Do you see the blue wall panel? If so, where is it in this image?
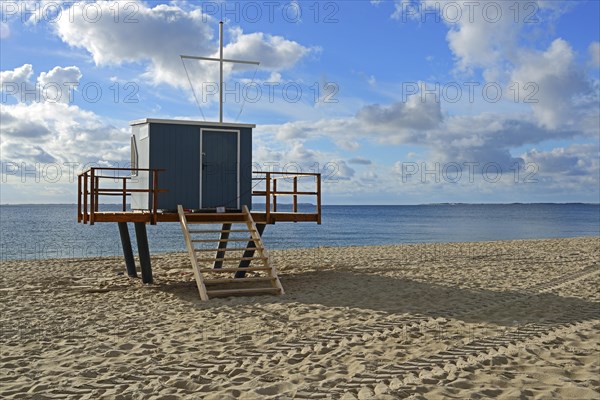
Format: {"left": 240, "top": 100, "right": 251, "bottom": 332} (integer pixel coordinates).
{"left": 130, "top": 120, "right": 253, "bottom": 211}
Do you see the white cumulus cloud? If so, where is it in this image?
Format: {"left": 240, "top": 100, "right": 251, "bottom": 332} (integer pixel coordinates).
{"left": 1, "top": 64, "right": 82, "bottom": 104}
{"left": 511, "top": 39, "right": 591, "bottom": 130}
{"left": 53, "top": 1, "right": 312, "bottom": 88}
{"left": 1, "top": 64, "right": 129, "bottom": 165}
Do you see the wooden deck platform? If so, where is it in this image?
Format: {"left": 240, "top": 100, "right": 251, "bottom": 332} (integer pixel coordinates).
{"left": 77, "top": 168, "right": 322, "bottom": 225}
{"left": 79, "top": 210, "right": 320, "bottom": 224}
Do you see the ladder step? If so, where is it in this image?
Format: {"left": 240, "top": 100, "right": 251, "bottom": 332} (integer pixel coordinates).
{"left": 188, "top": 220, "right": 245, "bottom": 223}
{"left": 185, "top": 217, "right": 246, "bottom": 224}
{"left": 207, "top": 287, "right": 281, "bottom": 297}
{"left": 189, "top": 229, "right": 254, "bottom": 234}
{"left": 204, "top": 277, "right": 275, "bottom": 285}
{"left": 196, "top": 256, "right": 267, "bottom": 262}
{"left": 194, "top": 247, "right": 263, "bottom": 252}
{"left": 199, "top": 267, "right": 272, "bottom": 273}
{"left": 184, "top": 213, "right": 243, "bottom": 217}
{"left": 191, "top": 238, "right": 258, "bottom": 243}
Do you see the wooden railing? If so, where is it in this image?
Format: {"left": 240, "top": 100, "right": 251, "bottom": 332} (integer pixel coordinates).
{"left": 252, "top": 172, "right": 322, "bottom": 224}
{"left": 78, "top": 167, "right": 165, "bottom": 225}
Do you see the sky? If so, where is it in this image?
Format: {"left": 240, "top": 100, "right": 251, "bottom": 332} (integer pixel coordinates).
{"left": 1, "top": 0, "right": 599, "bottom": 204}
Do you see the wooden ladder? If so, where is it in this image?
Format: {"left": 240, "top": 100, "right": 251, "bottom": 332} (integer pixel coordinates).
{"left": 177, "top": 205, "right": 284, "bottom": 301}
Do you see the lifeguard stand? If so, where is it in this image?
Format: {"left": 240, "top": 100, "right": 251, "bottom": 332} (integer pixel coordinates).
{"left": 77, "top": 22, "right": 321, "bottom": 301}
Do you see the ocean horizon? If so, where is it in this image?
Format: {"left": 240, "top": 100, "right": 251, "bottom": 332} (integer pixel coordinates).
{"left": 2, "top": 202, "right": 598, "bottom": 206}
{"left": 1, "top": 203, "right": 598, "bottom": 261}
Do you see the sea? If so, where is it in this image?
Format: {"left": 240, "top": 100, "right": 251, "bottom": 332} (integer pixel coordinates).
{"left": 0, "top": 204, "right": 598, "bottom": 261}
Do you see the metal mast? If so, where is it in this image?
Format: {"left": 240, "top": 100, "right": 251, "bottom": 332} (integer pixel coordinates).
{"left": 180, "top": 21, "right": 260, "bottom": 123}
{"left": 219, "top": 21, "right": 224, "bottom": 123}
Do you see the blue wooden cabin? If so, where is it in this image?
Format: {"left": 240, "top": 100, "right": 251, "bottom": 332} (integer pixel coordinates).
{"left": 129, "top": 118, "right": 254, "bottom": 211}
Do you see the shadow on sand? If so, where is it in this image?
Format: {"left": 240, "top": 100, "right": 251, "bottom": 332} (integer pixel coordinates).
{"left": 155, "top": 269, "right": 599, "bottom": 327}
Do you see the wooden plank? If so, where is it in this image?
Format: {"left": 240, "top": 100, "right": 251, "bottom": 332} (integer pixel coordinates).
{"left": 191, "top": 238, "right": 258, "bottom": 243}
{"left": 88, "top": 188, "right": 164, "bottom": 193}
{"left": 273, "top": 179, "right": 277, "bottom": 212}
{"left": 206, "top": 287, "right": 280, "bottom": 297}
{"left": 80, "top": 167, "right": 165, "bottom": 173}
{"left": 94, "top": 176, "right": 100, "bottom": 212}
{"left": 252, "top": 172, "right": 319, "bottom": 181}
{"left": 95, "top": 192, "right": 131, "bottom": 196}
{"left": 93, "top": 213, "right": 153, "bottom": 223}
{"left": 94, "top": 177, "right": 100, "bottom": 213}
{"left": 253, "top": 191, "right": 317, "bottom": 196}
{"left": 178, "top": 205, "right": 209, "bottom": 301}
{"left": 242, "top": 205, "right": 285, "bottom": 296}
{"left": 266, "top": 172, "right": 270, "bottom": 223}
{"left": 77, "top": 175, "right": 81, "bottom": 222}
{"left": 252, "top": 213, "right": 319, "bottom": 224}
{"left": 197, "top": 256, "right": 267, "bottom": 262}
{"left": 204, "top": 277, "right": 274, "bottom": 285}
{"left": 89, "top": 169, "right": 94, "bottom": 224}
{"left": 293, "top": 177, "right": 298, "bottom": 213}
{"left": 189, "top": 229, "right": 253, "bottom": 234}
{"left": 252, "top": 172, "right": 320, "bottom": 178}
{"left": 317, "top": 174, "right": 322, "bottom": 225}
{"left": 77, "top": 175, "right": 82, "bottom": 223}
{"left": 199, "top": 267, "right": 271, "bottom": 273}
{"left": 83, "top": 174, "right": 87, "bottom": 223}
{"left": 194, "top": 247, "right": 264, "bottom": 252}
{"left": 122, "top": 178, "right": 127, "bottom": 212}
{"left": 92, "top": 175, "right": 133, "bottom": 179}
{"left": 187, "top": 212, "right": 244, "bottom": 217}
{"left": 187, "top": 220, "right": 248, "bottom": 224}
{"left": 81, "top": 211, "right": 320, "bottom": 224}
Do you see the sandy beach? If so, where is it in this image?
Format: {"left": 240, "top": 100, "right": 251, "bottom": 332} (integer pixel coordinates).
{"left": 1, "top": 236, "right": 598, "bottom": 399}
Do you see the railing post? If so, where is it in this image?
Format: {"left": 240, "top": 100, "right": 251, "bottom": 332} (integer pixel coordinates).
{"left": 83, "top": 171, "right": 88, "bottom": 224}
{"left": 293, "top": 177, "right": 298, "bottom": 213}
{"left": 90, "top": 168, "right": 95, "bottom": 225}
{"left": 122, "top": 177, "right": 127, "bottom": 212}
{"left": 151, "top": 170, "right": 158, "bottom": 225}
{"left": 265, "top": 172, "right": 271, "bottom": 223}
{"left": 273, "top": 178, "right": 277, "bottom": 212}
{"left": 316, "top": 174, "right": 322, "bottom": 224}
{"left": 77, "top": 174, "right": 82, "bottom": 222}
{"left": 94, "top": 176, "right": 99, "bottom": 212}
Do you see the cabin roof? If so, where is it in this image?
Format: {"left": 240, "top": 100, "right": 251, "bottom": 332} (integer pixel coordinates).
{"left": 129, "top": 118, "right": 256, "bottom": 128}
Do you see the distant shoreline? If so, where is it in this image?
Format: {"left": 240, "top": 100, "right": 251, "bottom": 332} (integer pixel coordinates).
{"left": 2, "top": 236, "right": 599, "bottom": 263}
{"left": 2, "top": 202, "right": 599, "bottom": 206}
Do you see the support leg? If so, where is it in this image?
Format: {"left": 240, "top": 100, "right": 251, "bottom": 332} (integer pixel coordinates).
{"left": 118, "top": 222, "right": 137, "bottom": 278}
{"left": 134, "top": 222, "right": 153, "bottom": 284}
{"left": 213, "top": 223, "right": 231, "bottom": 269}
{"left": 236, "top": 223, "right": 266, "bottom": 278}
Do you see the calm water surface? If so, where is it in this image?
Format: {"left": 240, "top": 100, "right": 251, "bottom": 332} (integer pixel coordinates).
{"left": 1, "top": 204, "right": 598, "bottom": 260}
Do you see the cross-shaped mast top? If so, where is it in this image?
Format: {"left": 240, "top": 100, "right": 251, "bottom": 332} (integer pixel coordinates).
{"left": 181, "top": 21, "right": 260, "bottom": 123}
